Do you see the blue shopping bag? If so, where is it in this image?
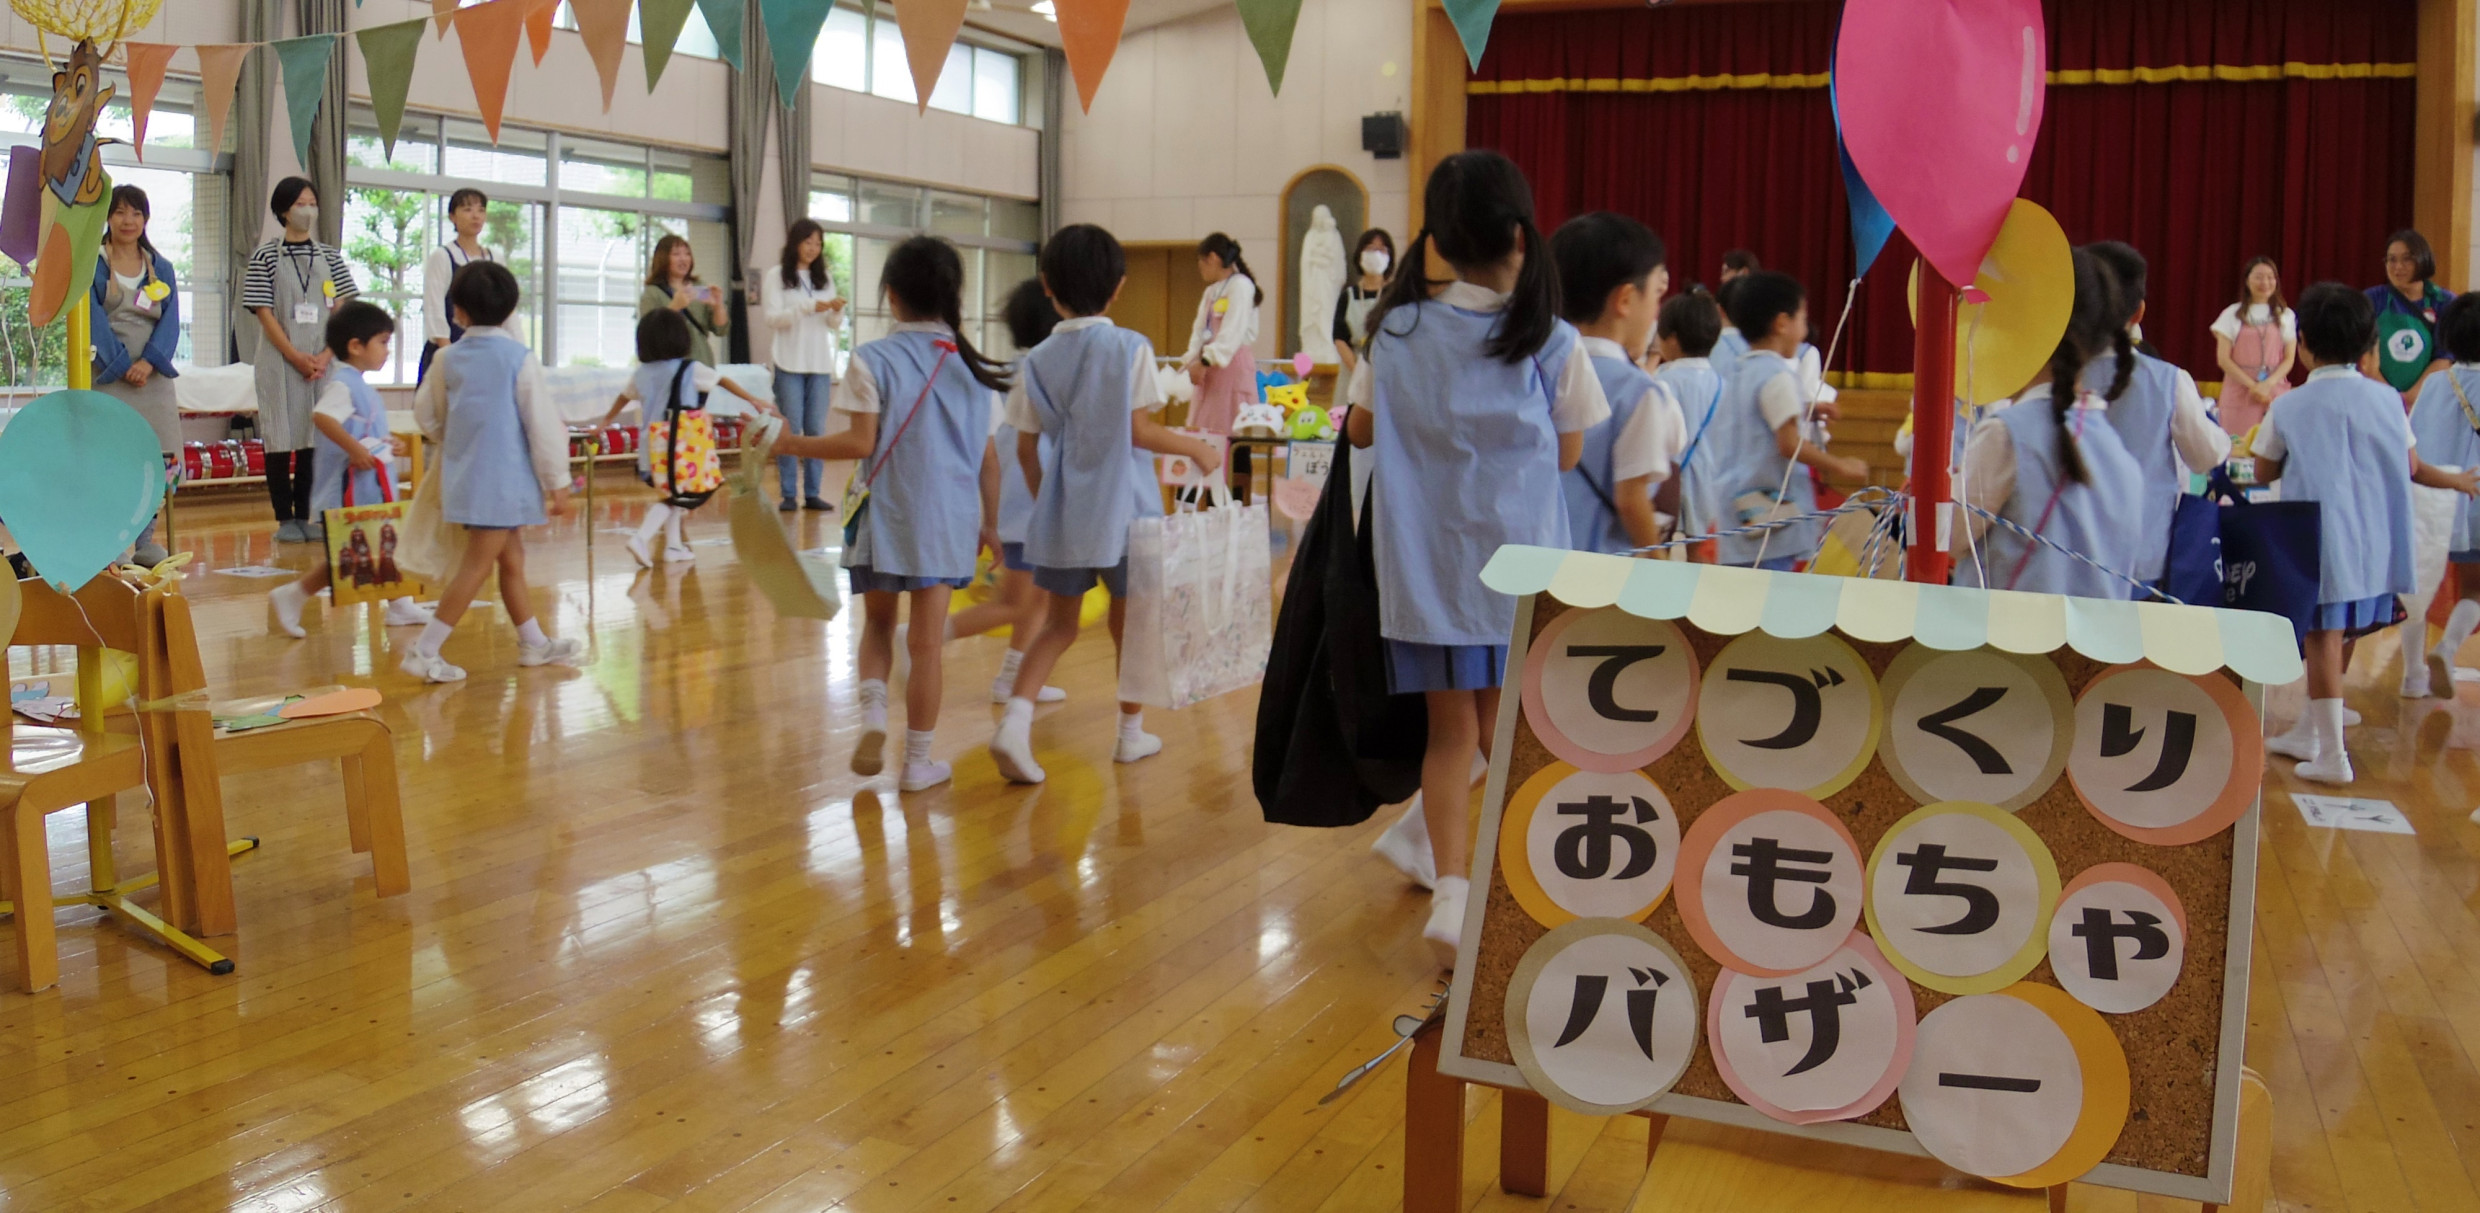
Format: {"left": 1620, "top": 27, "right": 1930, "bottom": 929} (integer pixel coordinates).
{"left": 2164, "top": 470, "right": 2321, "bottom": 637}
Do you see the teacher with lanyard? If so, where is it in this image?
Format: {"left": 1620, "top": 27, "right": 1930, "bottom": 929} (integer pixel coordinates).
{"left": 243, "top": 175, "right": 359, "bottom": 544}
{"left": 2370, "top": 228, "right": 2457, "bottom": 409}
{"left": 418, "top": 187, "right": 492, "bottom": 382}
{"left": 638, "top": 233, "right": 728, "bottom": 366}
{"left": 1330, "top": 228, "right": 1394, "bottom": 373}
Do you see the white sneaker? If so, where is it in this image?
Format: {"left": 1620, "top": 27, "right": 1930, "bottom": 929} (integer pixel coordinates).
{"left": 624, "top": 533, "right": 653, "bottom": 568}
{"left": 1371, "top": 801, "right": 1439, "bottom": 891}
{"left": 663, "top": 543, "right": 696, "bottom": 564}
{"left": 2265, "top": 724, "right": 2319, "bottom": 762}
{"left": 2341, "top": 707, "right": 2363, "bottom": 728}
{"left": 2403, "top": 668, "right": 2435, "bottom": 699}
{"left": 269, "top": 583, "right": 310, "bottom": 639}
{"left": 517, "top": 636, "right": 586, "bottom": 667}
{"left": 990, "top": 717, "right": 1045, "bottom": 784}
{"left": 898, "top": 760, "right": 953, "bottom": 792}
{"left": 2295, "top": 751, "right": 2355, "bottom": 785}
{"left": 853, "top": 719, "right": 887, "bottom": 777}
{"left": 1424, "top": 877, "right": 1469, "bottom": 970}
{"left": 400, "top": 650, "right": 467, "bottom": 683}
{"left": 989, "top": 676, "right": 1066, "bottom": 704}
{"left": 384, "top": 598, "right": 436, "bottom": 627}
{"left": 2428, "top": 651, "right": 2458, "bottom": 697}
{"left": 1114, "top": 728, "right": 1163, "bottom": 764}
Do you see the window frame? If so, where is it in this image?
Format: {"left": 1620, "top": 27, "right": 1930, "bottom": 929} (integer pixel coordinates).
{"left": 812, "top": 2, "right": 1031, "bottom": 126}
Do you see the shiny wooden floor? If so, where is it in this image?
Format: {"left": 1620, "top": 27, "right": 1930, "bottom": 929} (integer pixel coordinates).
{"left": 0, "top": 481, "right": 2476, "bottom": 1212}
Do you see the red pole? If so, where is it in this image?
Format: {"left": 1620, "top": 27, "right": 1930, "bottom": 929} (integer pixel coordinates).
{"left": 1907, "top": 260, "right": 1959, "bottom": 585}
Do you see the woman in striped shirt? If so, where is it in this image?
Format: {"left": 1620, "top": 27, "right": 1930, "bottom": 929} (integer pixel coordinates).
{"left": 244, "top": 176, "right": 359, "bottom": 543}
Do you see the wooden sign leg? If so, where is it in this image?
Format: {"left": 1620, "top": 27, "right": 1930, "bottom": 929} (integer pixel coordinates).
{"left": 1640, "top": 1111, "right": 1670, "bottom": 1167}
{"left": 1404, "top": 1020, "right": 1465, "bottom": 1213}
{"left": 2203, "top": 1067, "right": 2272, "bottom": 1213}
{"left": 2047, "top": 1183, "right": 2070, "bottom": 1212}
{"left": 1500, "top": 1087, "right": 1550, "bottom": 1196}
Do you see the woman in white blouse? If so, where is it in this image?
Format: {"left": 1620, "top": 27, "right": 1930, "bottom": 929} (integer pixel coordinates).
{"left": 2210, "top": 255, "right": 2296, "bottom": 437}
{"left": 1180, "top": 233, "right": 1261, "bottom": 434}
{"left": 762, "top": 218, "right": 846, "bottom": 511}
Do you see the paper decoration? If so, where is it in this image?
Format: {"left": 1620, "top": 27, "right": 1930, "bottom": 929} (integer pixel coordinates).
{"left": 640, "top": 0, "right": 697, "bottom": 90}
{"left": 570, "top": 0, "right": 632, "bottom": 110}
{"left": 697, "top": 0, "right": 745, "bottom": 72}
{"left": 272, "top": 34, "right": 340, "bottom": 167}
{"left": 280, "top": 687, "right": 383, "bottom": 718}
{"left": 895, "top": 0, "right": 969, "bottom": 112}
{"left": 1708, "top": 931, "right": 1914, "bottom": 1123}
{"left": 1833, "top": 0, "right": 2046, "bottom": 291}
{"left": 1696, "top": 631, "right": 1881, "bottom": 798}
{"left": 1157, "top": 432, "right": 1226, "bottom": 488}
{"left": 1521, "top": 607, "right": 1698, "bottom": 772}
{"left": 2290, "top": 794, "right": 2416, "bottom": 834}
{"left": 356, "top": 18, "right": 426, "bottom": 160}
{"left": 122, "top": 42, "right": 176, "bottom": 161}
{"left": 1838, "top": 141, "right": 1896, "bottom": 280}
{"left": 193, "top": 43, "right": 251, "bottom": 156}
{"left": 2066, "top": 663, "right": 2260, "bottom": 845}
{"left": 1292, "top": 350, "right": 1315, "bottom": 377}
{"left": 432, "top": 0, "right": 460, "bottom": 36}
{"left": 1236, "top": 0, "right": 1303, "bottom": 93}
{"left": 455, "top": 0, "right": 538, "bottom": 143}
{"left": 1505, "top": 919, "right": 1699, "bottom": 1116}
{"left": 2048, "top": 863, "right": 2185, "bottom": 1014}
{"left": 0, "top": 146, "right": 39, "bottom": 266}
{"left": 1055, "top": 0, "right": 1131, "bottom": 112}
{"left": 1675, "top": 788, "right": 1864, "bottom": 977}
{"left": 1442, "top": 0, "right": 1501, "bottom": 71}
{"left": 1876, "top": 644, "right": 2071, "bottom": 810}
{"left": 523, "top": 0, "right": 555, "bottom": 64}
{"left": 0, "top": 390, "right": 168, "bottom": 591}
{"left": 1900, "top": 982, "right": 2129, "bottom": 1187}
{"left": 28, "top": 38, "right": 111, "bottom": 328}
{"left": 1907, "top": 198, "right": 2074, "bottom": 407}
{"left": 1499, "top": 764, "right": 1680, "bottom": 927}
{"left": 760, "top": 0, "right": 836, "bottom": 107}
{"left": 1864, "top": 801, "right": 2059, "bottom": 994}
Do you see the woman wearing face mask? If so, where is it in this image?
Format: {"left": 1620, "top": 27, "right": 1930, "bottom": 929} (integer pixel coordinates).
{"left": 1331, "top": 228, "right": 1395, "bottom": 373}
{"left": 243, "top": 175, "right": 360, "bottom": 543}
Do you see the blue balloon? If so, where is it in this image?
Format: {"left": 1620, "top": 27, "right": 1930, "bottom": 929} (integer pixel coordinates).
{"left": 1841, "top": 137, "right": 1898, "bottom": 279}
{"left": 0, "top": 389, "right": 164, "bottom": 590}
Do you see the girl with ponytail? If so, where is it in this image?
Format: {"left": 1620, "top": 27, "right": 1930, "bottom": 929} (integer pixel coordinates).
{"left": 1955, "top": 246, "right": 2147, "bottom": 598}
{"left": 772, "top": 234, "right": 1010, "bottom": 793}
{"left": 1181, "top": 232, "right": 1263, "bottom": 439}
{"left": 1342, "top": 149, "right": 1610, "bottom": 969}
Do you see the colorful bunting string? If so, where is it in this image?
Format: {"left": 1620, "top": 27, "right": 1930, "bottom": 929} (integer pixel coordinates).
{"left": 760, "top": 0, "right": 835, "bottom": 108}
{"left": 1235, "top": 0, "right": 1302, "bottom": 94}
{"left": 454, "top": 0, "right": 546, "bottom": 142}
{"left": 1056, "top": 0, "right": 1132, "bottom": 112}
{"left": 571, "top": 0, "right": 633, "bottom": 110}
{"left": 697, "top": 0, "right": 746, "bottom": 73}
{"left": 1441, "top": 0, "right": 1500, "bottom": 71}
{"left": 272, "top": 34, "right": 341, "bottom": 167}
{"left": 121, "top": 41, "right": 176, "bottom": 161}
{"left": 356, "top": 17, "right": 427, "bottom": 159}
{"left": 895, "top": 0, "right": 968, "bottom": 111}
{"left": 432, "top": 0, "right": 460, "bottom": 38}
{"left": 524, "top": 0, "right": 556, "bottom": 66}
{"left": 192, "top": 43, "right": 250, "bottom": 157}
{"left": 640, "top": 0, "right": 698, "bottom": 91}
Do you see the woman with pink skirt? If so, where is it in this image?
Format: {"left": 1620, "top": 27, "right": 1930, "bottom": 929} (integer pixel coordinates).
{"left": 1183, "top": 233, "right": 1262, "bottom": 495}
{"left": 2211, "top": 255, "right": 2297, "bottom": 438}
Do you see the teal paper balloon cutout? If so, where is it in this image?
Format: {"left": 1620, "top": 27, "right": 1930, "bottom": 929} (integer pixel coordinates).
{"left": 0, "top": 390, "right": 164, "bottom": 590}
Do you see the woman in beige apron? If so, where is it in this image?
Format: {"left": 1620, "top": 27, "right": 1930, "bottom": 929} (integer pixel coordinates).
{"left": 90, "top": 184, "right": 181, "bottom": 566}
{"left": 246, "top": 176, "right": 358, "bottom": 543}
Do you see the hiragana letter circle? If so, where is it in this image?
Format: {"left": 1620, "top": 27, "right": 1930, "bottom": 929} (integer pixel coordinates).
{"left": 1500, "top": 763, "right": 1682, "bottom": 928}
{"left": 2048, "top": 863, "right": 2187, "bottom": 1014}
{"left": 1696, "top": 632, "right": 1882, "bottom": 798}
{"left": 1877, "top": 645, "right": 2073, "bottom": 810}
{"left": 1707, "top": 930, "right": 1915, "bottom": 1124}
{"left": 2067, "top": 664, "right": 2262, "bottom": 845}
{"left": 1505, "top": 918, "right": 1701, "bottom": 1116}
{"left": 1674, "top": 788, "right": 1865, "bottom": 977}
{"left": 1522, "top": 608, "right": 1700, "bottom": 772}
{"left": 1864, "top": 802, "right": 2060, "bottom": 995}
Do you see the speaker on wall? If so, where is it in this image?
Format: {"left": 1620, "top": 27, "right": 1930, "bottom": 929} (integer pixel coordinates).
{"left": 1362, "top": 112, "right": 1407, "bottom": 160}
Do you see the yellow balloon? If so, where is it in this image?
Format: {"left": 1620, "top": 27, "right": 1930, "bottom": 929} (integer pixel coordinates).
{"left": 946, "top": 558, "right": 1110, "bottom": 636}
{"left": 90, "top": 647, "right": 136, "bottom": 711}
{"left": 1909, "top": 198, "right": 2075, "bottom": 407}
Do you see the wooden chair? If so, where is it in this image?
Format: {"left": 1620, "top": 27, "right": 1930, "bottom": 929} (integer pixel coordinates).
{"left": 0, "top": 575, "right": 232, "bottom": 992}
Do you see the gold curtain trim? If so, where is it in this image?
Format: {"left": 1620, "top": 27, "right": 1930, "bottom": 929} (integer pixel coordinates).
{"left": 1467, "top": 61, "right": 2415, "bottom": 95}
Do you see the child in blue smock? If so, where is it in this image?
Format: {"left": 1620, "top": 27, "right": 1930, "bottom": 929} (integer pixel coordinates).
{"left": 594, "top": 309, "right": 770, "bottom": 569}
{"left": 1342, "top": 151, "right": 1609, "bottom": 968}
{"left": 269, "top": 302, "right": 436, "bottom": 638}
{"left": 1653, "top": 288, "right": 1726, "bottom": 544}
{"left": 2404, "top": 293, "right": 2480, "bottom": 697}
{"left": 2079, "top": 242, "right": 2232, "bottom": 591}
{"left": 984, "top": 224, "right": 1223, "bottom": 786}
{"left": 1709, "top": 272, "right": 1869, "bottom": 569}
{"left": 771, "top": 235, "right": 1011, "bottom": 793}
{"left": 403, "top": 261, "right": 583, "bottom": 683}
{"left": 1955, "top": 248, "right": 2146, "bottom": 599}
{"left": 1551, "top": 212, "right": 1682, "bottom": 555}
{"left": 948, "top": 278, "right": 1070, "bottom": 706}
{"left": 2256, "top": 282, "right": 2478, "bottom": 784}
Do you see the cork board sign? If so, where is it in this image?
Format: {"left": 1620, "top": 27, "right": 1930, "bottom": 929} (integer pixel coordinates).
{"left": 1439, "top": 555, "right": 2276, "bottom": 1207}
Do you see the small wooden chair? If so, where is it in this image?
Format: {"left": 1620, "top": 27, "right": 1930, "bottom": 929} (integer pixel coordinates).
{"left": 0, "top": 575, "right": 232, "bottom": 992}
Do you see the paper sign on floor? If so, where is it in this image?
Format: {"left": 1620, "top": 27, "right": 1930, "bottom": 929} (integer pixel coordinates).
{"left": 218, "top": 565, "right": 296, "bottom": 578}
{"left": 2290, "top": 795, "right": 2415, "bottom": 834}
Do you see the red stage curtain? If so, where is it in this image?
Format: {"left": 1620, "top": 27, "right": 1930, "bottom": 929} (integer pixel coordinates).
{"left": 1466, "top": 0, "right": 2419, "bottom": 380}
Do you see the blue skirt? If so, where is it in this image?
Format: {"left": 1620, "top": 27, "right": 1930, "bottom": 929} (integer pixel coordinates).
{"left": 1385, "top": 641, "right": 1507, "bottom": 694}
{"left": 2310, "top": 594, "right": 2405, "bottom": 638}
{"left": 847, "top": 565, "right": 971, "bottom": 594}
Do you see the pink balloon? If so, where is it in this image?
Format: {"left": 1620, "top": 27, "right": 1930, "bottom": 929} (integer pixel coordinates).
{"left": 1292, "top": 351, "right": 1315, "bottom": 376}
{"left": 1836, "top": 0, "right": 2044, "bottom": 290}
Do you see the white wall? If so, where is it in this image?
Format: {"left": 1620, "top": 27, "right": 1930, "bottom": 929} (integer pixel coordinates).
{"left": 1060, "top": 0, "right": 1413, "bottom": 359}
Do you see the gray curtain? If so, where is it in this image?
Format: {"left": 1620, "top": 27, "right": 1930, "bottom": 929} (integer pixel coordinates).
{"left": 227, "top": 0, "right": 275, "bottom": 362}
{"left": 1040, "top": 49, "right": 1064, "bottom": 239}
{"left": 730, "top": 7, "right": 812, "bottom": 360}
{"left": 778, "top": 71, "right": 811, "bottom": 233}
{"left": 297, "top": 0, "right": 347, "bottom": 249}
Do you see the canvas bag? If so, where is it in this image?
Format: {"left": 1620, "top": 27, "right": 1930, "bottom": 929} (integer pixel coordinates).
{"left": 2165, "top": 469, "right": 2322, "bottom": 637}
{"left": 1119, "top": 483, "right": 1271, "bottom": 708}
{"left": 324, "top": 467, "right": 429, "bottom": 606}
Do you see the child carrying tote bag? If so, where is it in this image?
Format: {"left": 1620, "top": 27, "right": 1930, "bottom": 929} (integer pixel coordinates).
{"left": 645, "top": 362, "right": 723, "bottom": 508}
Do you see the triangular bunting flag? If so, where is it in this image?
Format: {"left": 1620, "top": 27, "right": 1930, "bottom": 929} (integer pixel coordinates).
{"left": 454, "top": 0, "right": 534, "bottom": 142}
{"left": 122, "top": 42, "right": 177, "bottom": 161}
{"left": 1055, "top": 0, "right": 1131, "bottom": 112}
{"left": 272, "top": 34, "right": 341, "bottom": 168}
{"left": 697, "top": 0, "right": 745, "bottom": 72}
{"left": 640, "top": 0, "right": 697, "bottom": 91}
{"left": 571, "top": 0, "right": 632, "bottom": 110}
{"left": 895, "top": 0, "right": 968, "bottom": 112}
{"left": 192, "top": 44, "right": 251, "bottom": 156}
{"left": 433, "top": 0, "right": 459, "bottom": 38}
{"left": 1440, "top": 0, "right": 1499, "bottom": 71}
{"left": 760, "top": 0, "right": 836, "bottom": 108}
{"left": 356, "top": 17, "right": 427, "bottom": 160}
{"left": 1235, "top": 0, "right": 1302, "bottom": 94}
{"left": 524, "top": 0, "right": 555, "bottom": 64}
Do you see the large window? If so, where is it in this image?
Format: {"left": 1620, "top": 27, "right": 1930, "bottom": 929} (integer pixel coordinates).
{"left": 808, "top": 174, "right": 1039, "bottom": 360}
{"left": 812, "top": 5, "right": 1024, "bottom": 125}
{"left": 549, "top": 2, "right": 723, "bottom": 60}
{"left": 343, "top": 108, "right": 729, "bottom": 382}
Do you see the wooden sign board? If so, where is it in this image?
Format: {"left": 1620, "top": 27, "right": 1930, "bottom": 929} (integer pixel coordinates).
{"left": 1438, "top": 550, "right": 2302, "bottom": 1205}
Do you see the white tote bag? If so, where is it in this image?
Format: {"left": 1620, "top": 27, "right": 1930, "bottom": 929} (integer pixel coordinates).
{"left": 1119, "top": 485, "right": 1273, "bottom": 708}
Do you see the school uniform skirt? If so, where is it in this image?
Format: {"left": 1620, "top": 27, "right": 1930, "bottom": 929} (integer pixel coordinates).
{"left": 2311, "top": 594, "right": 2406, "bottom": 639}
{"left": 1383, "top": 640, "right": 1507, "bottom": 694}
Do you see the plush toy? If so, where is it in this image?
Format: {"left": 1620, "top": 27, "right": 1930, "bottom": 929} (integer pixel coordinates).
{"left": 1265, "top": 381, "right": 1310, "bottom": 415}
{"left": 1286, "top": 406, "right": 1335, "bottom": 441}
{"left": 1232, "top": 400, "right": 1288, "bottom": 439}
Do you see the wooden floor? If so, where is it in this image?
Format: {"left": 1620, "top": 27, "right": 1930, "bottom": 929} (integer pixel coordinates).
{"left": 1, "top": 480, "right": 2476, "bottom": 1212}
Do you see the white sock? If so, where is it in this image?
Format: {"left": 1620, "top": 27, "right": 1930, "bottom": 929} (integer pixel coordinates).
{"left": 860, "top": 678, "right": 889, "bottom": 728}
{"left": 416, "top": 619, "right": 453, "bottom": 657}
{"left": 664, "top": 510, "right": 686, "bottom": 548}
{"left": 1003, "top": 697, "right": 1035, "bottom": 728}
{"left": 633, "top": 504, "right": 672, "bottom": 543}
{"left": 904, "top": 729, "right": 935, "bottom": 764}
{"left": 2439, "top": 600, "right": 2480, "bottom": 660}
{"left": 999, "top": 648, "right": 1026, "bottom": 684}
{"left": 517, "top": 618, "right": 547, "bottom": 647}
{"left": 2311, "top": 697, "right": 2346, "bottom": 758}
{"left": 1119, "top": 709, "right": 1144, "bottom": 740}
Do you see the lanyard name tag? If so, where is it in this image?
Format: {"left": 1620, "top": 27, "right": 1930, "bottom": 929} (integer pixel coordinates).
{"left": 132, "top": 292, "right": 157, "bottom": 314}
{"left": 293, "top": 301, "right": 321, "bottom": 325}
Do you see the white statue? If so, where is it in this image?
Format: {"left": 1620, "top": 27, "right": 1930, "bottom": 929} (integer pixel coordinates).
{"left": 1298, "top": 204, "right": 1347, "bottom": 365}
